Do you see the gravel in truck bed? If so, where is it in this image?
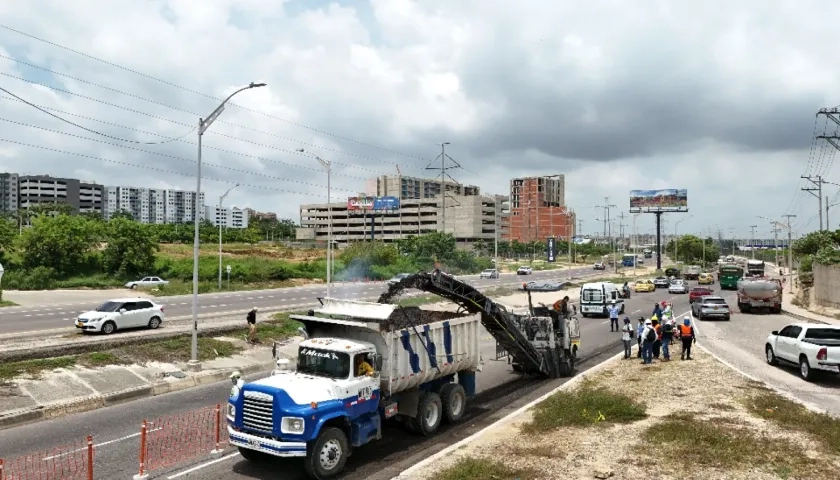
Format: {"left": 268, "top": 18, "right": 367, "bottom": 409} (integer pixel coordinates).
{"left": 380, "top": 307, "right": 465, "bottom": 330}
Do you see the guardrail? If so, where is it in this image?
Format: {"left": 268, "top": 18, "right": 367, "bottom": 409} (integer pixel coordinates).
{"left": 0, "top": 435, "right": 94, "bottom": 480}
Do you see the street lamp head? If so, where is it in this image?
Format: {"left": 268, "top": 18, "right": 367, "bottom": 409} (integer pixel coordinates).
{"left": 296, "top": 148, "right": 305, "bottom": 153}
{"left": 249, "top": 82, "right": 267, "bottom": 88}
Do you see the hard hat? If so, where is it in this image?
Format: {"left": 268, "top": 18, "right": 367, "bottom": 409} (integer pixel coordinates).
{"left": 230, "top": 370, "right": 242, "bottom": 379}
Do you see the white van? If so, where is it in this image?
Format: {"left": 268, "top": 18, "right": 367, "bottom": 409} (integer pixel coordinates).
{"left": 579, "top": 282, "right": 625, "bottom": 317}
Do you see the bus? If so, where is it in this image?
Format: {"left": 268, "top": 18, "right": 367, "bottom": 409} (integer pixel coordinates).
{"left": 719, "top": 264, "right": 744, "bottom": 290}
{"left": 622, "top": 254, "right": 642, "bottom": 267}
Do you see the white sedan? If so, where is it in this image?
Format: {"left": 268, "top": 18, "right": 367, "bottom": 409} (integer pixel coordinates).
{"left": 668, "top": 281, "right": 688, "bottom": 294}
{"left": 124, "top": 276, "right": 169, "bottom": 289}
{"left": 75, "top": 298, "right": 165, "bottom": 335}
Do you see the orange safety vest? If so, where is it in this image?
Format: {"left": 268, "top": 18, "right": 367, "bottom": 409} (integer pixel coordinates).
{"left": 679, "top": 325, "right": 693, "bottom": 337}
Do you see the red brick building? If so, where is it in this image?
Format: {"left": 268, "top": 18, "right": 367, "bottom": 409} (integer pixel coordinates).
{"left": 504, "top": 175, "right": 574, "bottom": 242}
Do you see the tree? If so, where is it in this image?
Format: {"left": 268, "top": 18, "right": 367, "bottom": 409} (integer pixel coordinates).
{"left": 792, "top": 230, "right": 836, "bottom": 257}
{"left": 102, "top": 217, "right": 159, "bottom": 276}
{"left": 109, "top": 209, "right": 135, "bottom": 221}
{"left": 472, "top": 239, "right": 487, "bottom": 256}
{"left": 80, "top": 211, "right": 104, "bottom": 222}
{"left": 18, "top": 215, "right": 100, "bottom": 275}
{"left": 27, "top": 202, "right": 74, "bottom": 217}
{"left": 665, "top": 235, "right": 720, "bottom": 265}
{"left": 0, "top": 217, "right": 16, "bottom": 254}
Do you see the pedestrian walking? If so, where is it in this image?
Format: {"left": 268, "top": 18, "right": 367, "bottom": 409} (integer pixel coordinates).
{"left": 621, "top": 317, "right": 634, "bottom": 359}
{"left": 246, "top": 307, "right": 258, "bottom": 344}
{"left": 641, "top": 319, "right": 655, "bottom": 364}
{"left": 679, "top": 317, "right": 696, "bottom": 360}
{"left": 661, "top": 316, "right": 674, "bottom": 361}
{"left": 652, "top": 302, "right": 662, "bottom": 319}
{"left": 651, "top": 319, "right": 662, "bottom": 359}
{"left": 636, "top": 317, "right": 645, "bottom": 358}
{"left": 608, "top": 301, "right": 620, "bottom": 332}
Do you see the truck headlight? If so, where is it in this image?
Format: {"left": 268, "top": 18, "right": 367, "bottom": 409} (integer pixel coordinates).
{"left": 227, "top": 403, "right": 236, "bottom": 420}
{"left": 280, "top": 417, "right": 305, "bottom": 434}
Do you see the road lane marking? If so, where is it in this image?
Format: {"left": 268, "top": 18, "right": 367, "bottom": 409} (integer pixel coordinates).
{"left": 167, "top": 452, "right": 240, "bottom": 479}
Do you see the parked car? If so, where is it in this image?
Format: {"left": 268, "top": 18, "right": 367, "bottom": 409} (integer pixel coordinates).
{"left": 75, "top": 298, "right": 165, "bottom": 335}
{"left": 516, "top": 266, "right": 533, "bottom": 275}
{"left": 593, "top": 262, "right": 606, "bottom": 270}
{"left": 387, "top": 273, "right": 412, "bottom": 285}
{"left": 634, "top": 280, "right": 655, "bottom": 292}
{"left": 653, "top": 276, "right": 670, "bottom": 288}
{"left": 765, "top": 323, "right": 840, "bottom": 381}
{"left": 698, "top": 273, "right": 714, "bottom": 285}
{"left": 691, "top": 296, "right": 730, "bottom": 320}
{"left": 124, "top": 277, "right": 169, "bottom": 289}
{"left": 668, "top": 280, "right": 688, "bottom": 294}
{"left": 479, "top": 269, "right": 500, "bottom": 279}
{"left": 689, "top": 287, "right": 714, "bottom": 303}
{"left": 521, "top": 280, "right": 568, "bottom": 292}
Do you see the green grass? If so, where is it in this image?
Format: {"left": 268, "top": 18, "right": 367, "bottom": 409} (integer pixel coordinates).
{"left": 0, "top": 356, "right": 77, "bottom": 381}
{"left": 78, "top": 351, "right": 127, "bottom": 367}
{"left": 114, "top": 336, "right": 241, "bottom": 363}
{"left": 521, "top": 382, "right": 647, "bottom": 433}
{"left": 0, "top": 300, "right": 18, "bottom": 307}
{"left": 640, "top": 412, "right": 827, "bottom": 477}
{"left": 432, "top": 457, "right": 538, "bottom": 480}
{"left": 744, "top": 391, "right": 840, "bottom": 454}
{"left": 396, "top": 295, "right": 443, "bottom": 307}
{"left": 221, "top": 312, "right": 304, "bottom": 344}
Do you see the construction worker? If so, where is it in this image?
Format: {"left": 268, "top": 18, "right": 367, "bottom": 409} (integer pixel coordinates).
{"left": 660, "top": 315, "right": 674, "bottom": 361}
{"left": 608, "top": 300, "right": 620, "bottom": 332}
{"left": 553, "top": 296, "right": 570, "bottom": 317}
{"left": 621, "top": 317, "right": 634, "bottom": 359}
{"left": 246, "top": 307, "right": 258, "bottom": 344}
{"left": 680, "top": 317, "right": 696, "bottom": 360}
{"left": 652, "top": 302, "right": 662, "bottom": 319}
{"left": 651, "top": 318, "right": 662, "bottom": 359}
{"left": 636, "top": 317, "right": 645, "bottom": 358}
{"left": 641, "top": 319, "right": 655, "bottom": 364}
{"left": 356, "top": 354, "right": 374, "bottom": 376}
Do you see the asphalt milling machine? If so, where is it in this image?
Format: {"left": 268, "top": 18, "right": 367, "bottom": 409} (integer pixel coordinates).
{"left": 378, "top": 269, "right": 581, "bottom": 378}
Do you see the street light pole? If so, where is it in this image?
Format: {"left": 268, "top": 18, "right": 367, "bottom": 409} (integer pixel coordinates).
{"left": 188, "top": 82, "right": 266, "bottom": 372}
{"left": 633, "top": 213, "right": 641, "bottom": 276}
{"left": 674, "top": 216, "right": 691, "bottom": 263}
{"left": 218, "top": 184, "right": 239, "bottom": 289}
{"left": 298, "top": 149, "right": 333, "bottom": 298}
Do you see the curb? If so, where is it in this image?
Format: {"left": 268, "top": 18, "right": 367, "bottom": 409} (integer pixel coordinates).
{"left": 780, "top": 308, "right": 830, "bottom": 325}
{"left": 391, "top": 348, "right": 626, "bottom": 480}
{"left": 0, "top": 360, "right": 277, "bottom": 431}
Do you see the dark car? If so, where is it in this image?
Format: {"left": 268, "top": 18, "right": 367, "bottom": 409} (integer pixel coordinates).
{"left": 664, "top": 267, "right": 681, "bottom": 279}
{"left": 653, "top": 276, "right": 670, "bottom": 288}
{"left": 689, "top": 287, "right": 714, "bottom": 303}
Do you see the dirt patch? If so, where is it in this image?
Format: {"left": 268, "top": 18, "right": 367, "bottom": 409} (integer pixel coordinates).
{"left": 414, "top": 348, "right": 840, "bottom": 480}
{"left": 158, "top": 243, "right": 326, "bottom": 263}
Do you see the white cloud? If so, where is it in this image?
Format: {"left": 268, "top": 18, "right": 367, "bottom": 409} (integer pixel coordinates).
{"left": 0, "top": 0, "right": 836, "bottom": 240}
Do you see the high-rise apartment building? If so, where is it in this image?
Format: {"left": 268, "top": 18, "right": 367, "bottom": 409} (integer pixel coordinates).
{"left": 205, "top": 206, "right": 249, "bottom": 229}
{"left": 104, "top": 186, "right": 204, "bottom": 224}
{"left": 19, "top": 175, "right": 104, "bottom": 214}
{"left": 506, "top": 175, "right": 574, "bottom": 242}
{"left": 0, "top": 173, "right": 18, "bottom": 214}
{"left": 243, "top": 208, "right": 277, "bottom": 221}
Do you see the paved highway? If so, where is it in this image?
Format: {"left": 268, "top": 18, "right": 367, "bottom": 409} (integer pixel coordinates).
{"left": 0, "top": 266, "right": 604, "bottom": 335}
{"left": 0, "top": 281, "right": 660, "bottom": 480}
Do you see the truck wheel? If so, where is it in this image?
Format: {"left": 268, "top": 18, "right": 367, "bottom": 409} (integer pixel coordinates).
{"left": 304, "top": 427, "right": 349, "bottom": 480}
{"left": 558, "top": 358, "right": 574, "bottom": 377}
{"left": 238, "top": 447, "right": 268, "bottom": 462}
{"left": 765, "top": 345, "right": 778, "bottom": 366}
{"left": 440, "top": 384, "right": 466, "bottom": 424}
{"left": 512, "top": 363, "right": 524, "bottom": 373}
{"left": 799, "top": 356, "right": 813, "bottom": 382}
{"left": 581, "top": 313, "right": 589, "bottom": 318}
{"left": 409, "top": 392, "right": 443, "bottom": 436}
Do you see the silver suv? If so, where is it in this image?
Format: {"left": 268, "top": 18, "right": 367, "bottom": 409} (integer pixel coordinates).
{"left": 692, "top": 296, "right": 731, "bottom": 321}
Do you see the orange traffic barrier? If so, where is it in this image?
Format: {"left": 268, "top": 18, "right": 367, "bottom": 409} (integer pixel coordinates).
{"left": 0, "top": 435, "right": 94, "bottom": 480}
{"left": 138, "top": 404, "right": 226, "bottom": 475}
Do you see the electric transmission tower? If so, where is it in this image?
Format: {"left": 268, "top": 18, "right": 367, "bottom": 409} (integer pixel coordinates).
{"left": 426, "top": 142, "right": 462, "bottom": 234}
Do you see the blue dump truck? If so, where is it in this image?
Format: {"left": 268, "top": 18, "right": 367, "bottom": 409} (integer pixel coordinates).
{"left": 227, "top": 270, "right": 581, "bottom": 479}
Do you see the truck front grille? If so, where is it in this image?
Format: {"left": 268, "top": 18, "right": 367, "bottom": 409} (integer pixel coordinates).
{"left": 242, "top": 390, "right": 274, "bottom": 432}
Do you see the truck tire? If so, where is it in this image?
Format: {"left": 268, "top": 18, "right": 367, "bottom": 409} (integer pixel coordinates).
{"left": 304, "top": 427, "right": 349, "bottom": 480}
{"left": 512, "top": 363, "right": 524, "bottom": 373}
{"left": 440, "top": 383, "right": 466, "bottom": 424}
{"left": 409, "top": 392, "right": 443, "bottom": 436}
{"left": 558, "top": 354, "right": 575, "bottom": 377}
{"left": 771, "top": 307, "right": 782, "bottom": 314}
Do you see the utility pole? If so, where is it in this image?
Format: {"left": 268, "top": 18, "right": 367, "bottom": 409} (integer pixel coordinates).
{"left": 783, "top": 214, "right": 796, "bottom": 294}
{"left": 771, "top": 226, "right": 780, "bottom": 267}
{"left": 801, "top": 175, "right": 823, "bottom": 230}
{"left": 749, "top": 225, "right": 758, "bottom": 259}
{"left": 426, "top": 142, "right": 461, "bottom": 235}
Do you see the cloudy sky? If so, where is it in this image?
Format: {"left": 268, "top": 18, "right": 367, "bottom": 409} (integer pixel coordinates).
{"left": 0, "top": 0, "right": 836, "bottom": 240}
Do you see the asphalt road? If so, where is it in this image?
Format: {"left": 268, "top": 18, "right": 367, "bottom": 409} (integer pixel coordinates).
{"left": 0, "top": 266, "right": 604, "bottom": 335}
{"left": 0, "top": 273, "right": 657, "bottom": 480}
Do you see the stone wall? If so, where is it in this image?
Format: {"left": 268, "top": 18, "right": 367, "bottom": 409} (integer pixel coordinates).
{"left": 813, "top": 264, "right": 840, "bottom": 309}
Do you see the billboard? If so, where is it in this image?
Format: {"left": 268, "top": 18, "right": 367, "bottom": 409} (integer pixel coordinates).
{"left": 347, "top": 196, "right": 401, "bottom": 212}
{"left": 629, "top": 189, "right": 688, "bottom": 211}
{"left": 546, "top": 237, "right": 556, "bottom": 262}
{"left": 347, "top": 196, "right": 376, "bottom": 211}
{"left": 373, "top": 196, "right": 400, "bottom": 211}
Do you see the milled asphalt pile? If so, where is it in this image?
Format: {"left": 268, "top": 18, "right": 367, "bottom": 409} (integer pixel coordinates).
{"left": 380, "top": 307, "right": 465, "bottom": 330}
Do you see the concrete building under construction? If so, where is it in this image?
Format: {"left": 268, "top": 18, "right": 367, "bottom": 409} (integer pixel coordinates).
{"left": 505, "top": 175, "right": 574, "bottom": 242}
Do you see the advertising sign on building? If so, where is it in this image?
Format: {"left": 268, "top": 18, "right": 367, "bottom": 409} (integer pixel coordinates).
{"left": 373, "top": 196, "right": 400, "bottom": 211}
{"left": 347, "top": 196, "right": 376, "bottom": 211}
{"left": 546, "top": 237, "right": 556, "bottom": 262}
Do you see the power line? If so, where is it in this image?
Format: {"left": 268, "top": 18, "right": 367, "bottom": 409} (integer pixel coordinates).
{"left": 0, "top": 23, "right": 435, "bottom": 163}
{"left": 0, "top": 84, "right": 194, "bottom": 144}
{"left": 0, "top": 138, "right": 326, "bottom": 198}
{"left": 0, "top": 117, "right": 361, "bottom": 192}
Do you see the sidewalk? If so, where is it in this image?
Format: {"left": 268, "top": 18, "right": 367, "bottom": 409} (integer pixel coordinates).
{"left": 0, "top": 335, "right": 301, "bottom": 430}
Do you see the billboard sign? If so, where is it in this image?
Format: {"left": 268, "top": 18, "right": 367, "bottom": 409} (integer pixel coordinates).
{"left": 546, "top": 237, "right": 556, "bottom": 262}
{"left": 629, "top": 189, "right": 688, "bottom": 211}
{"left": 373, "top": 196, "right": 400, "bottom": 211}
{"left": 347, "top": 196, "right": 376, "bottom": 211}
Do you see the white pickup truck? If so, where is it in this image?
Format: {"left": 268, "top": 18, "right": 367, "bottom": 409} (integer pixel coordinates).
{"left": 765, "top": 323, "right": 840, "bottom": 381}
